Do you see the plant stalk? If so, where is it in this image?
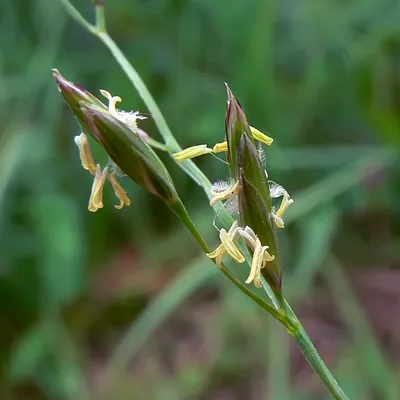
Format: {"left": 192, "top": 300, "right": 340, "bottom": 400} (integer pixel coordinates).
{"left": 56, "top": 2, "right": 351, "bottom": 398}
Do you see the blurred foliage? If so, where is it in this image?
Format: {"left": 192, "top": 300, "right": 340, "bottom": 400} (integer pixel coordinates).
{"left": 0, "top": 0, "right": 400, "bottom": 399}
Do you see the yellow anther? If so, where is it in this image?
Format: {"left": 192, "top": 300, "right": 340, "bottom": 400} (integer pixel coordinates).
{"left": 108, "top": 173, "right": 131, "bottom": 210}
{"left": 245, "top": 238, "right": 266, "bottom": 288}
{"left": 273, "top": 191, "right": 294, "bottom": 228}
{"left": 206, "top": 244, "right": 226, "bottom": 268}
{"left": 100, "top": 89, "right": 122, "bottom": 119}
{"left": 250, "top": 126, "right": 274, "bottom": 146}
{"left": 88, "top": 165, "right": 108, "bottom": 212}
{"left": 74, "top": 133, "right": 96, "bottom": 175}
{"left": 207, "top": 221, "right": 244, "bottom": 267}
{"left": 239, "top": 226, "right": 275, "bottom": 265}
{"left": 219, "top": 228, "right": 245, "bottom": 264}
{"left": 212, "top": 141, "right": 228, "bottom": 153}
{"left": 172, "top": 145, "right": 213, "bottom": 163}
{"left": 210, "top": 180, "right": 239, "bottom": 206}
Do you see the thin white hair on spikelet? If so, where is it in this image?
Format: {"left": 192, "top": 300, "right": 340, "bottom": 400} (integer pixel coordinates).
{"left": 257, "top": 142, "right": 266, "bottom": 168}
{"left": 118, "top": 110, "right": 147, "bottom": 133}
{"left": 225, "top": 197, "right": 239, "bottom": 215}
{"left": 211, "top": 178, "right": 236, "bottom": 194}
{"left": 108, "top": 159, "right": 126, "bottom": 177}
{"left": 269, "top": 181, "right": 286, "bottom": 199}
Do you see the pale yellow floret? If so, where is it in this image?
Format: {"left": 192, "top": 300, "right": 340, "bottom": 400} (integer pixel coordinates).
{"left": 88, "top": 165, "right": 108, "bottom": 212}
{"left": 245, "top": 238, "right": 266, "bottom": 288}
{"left": 100, "top": 89, "right": 122, "bottom": 119}
{"left": 210, "top": 180, "right": 239, "bottom": 206}
{"left": 273, "top": 191, "right": 294, "bottom": 228}
{"left": 219, "top": 228, "right": 245, "bottom": 264}
{"left": 207, "top": 221, "right": 275, "bottom": 289}
{"left": 238, "top": 226, "right": 275, "bottom": 265}
{"left": 74, "top": 133, "right": 96, "bottom": 175}
{"left": 212, "top": 141, "right": 228, "bottom": 153}
{"left": 172, "top": 145, "right": 213, "bottom": 163}
{"left": 207, "top": 221, "right": 244, "bottom": 267}
{"left": 108, "top": 172, "right": 131, "bottom": 210}
{"left": 250, "top": 126, "right": 274, "bottom": 146}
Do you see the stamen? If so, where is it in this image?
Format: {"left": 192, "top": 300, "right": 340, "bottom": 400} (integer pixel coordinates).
{"left": 239, "top": 226, "right": 275, "bottom": 264}
{"left": 245, "top": 238, "right": 265, "bottom": 288}
{"left": 108, "top": 173, "right": 131, "bottom": 209}
{"left": 88, "top": 165, "right": 108, "bottom": 212}
{"left": 74, "top": 133, "right": 96, "bottom": 175}
{"left": 273, "top": 191, "right": 294, "bottom": 228}
{"left": 219, "top": 228, "right": 245, "bottom": 264}
{"left": 206, "top": 244, "right": 225, "bottom": 268}
{"left": 250, "top": 126, "right": 274, "bottom": 146}
{"left": 238, "top": 226, "right": 257, "bottom": 249}
{"left": 172, "top": 145, "right": 213, "bottom": 163}
{"left": 207, "top": 221, "right": 242, "bottom": 267}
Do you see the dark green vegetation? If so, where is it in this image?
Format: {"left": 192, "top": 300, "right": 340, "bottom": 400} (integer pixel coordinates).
{"left": 1, "top": 0, "right": 399, "bottom": 399}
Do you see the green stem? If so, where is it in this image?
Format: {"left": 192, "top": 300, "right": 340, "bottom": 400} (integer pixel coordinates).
{"left": 97, "top": 33, "right": 179, "bottom": 150}
{"left": 58, "top": 0, "right": 96, "bottom": 33}
{"left": 95, "top": 3, "right": 106, "bottom": 33}
{"left": 285, "top": 306, "right": 350, "bottom": 400}
{"left": 145, "top": 137, "right": 171, "bottom": 152}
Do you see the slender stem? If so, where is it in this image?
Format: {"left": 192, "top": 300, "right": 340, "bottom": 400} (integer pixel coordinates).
{"left": 285, "top": 306, "right": 350, "bottom": 400}
{"left": 95, "top": 3, "right": 106, "bottom": 33}
{"left": 97, "top": 33, "right": 180, "bottom": 150}
{"left": 58, "top": 0, "right": 96, "bottom": 33}
{"left": 145, "top": 137, "right": 171, "bottom": 152}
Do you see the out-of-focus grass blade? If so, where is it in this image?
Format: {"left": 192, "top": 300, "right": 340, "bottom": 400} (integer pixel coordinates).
{"left": 266, "top": 319, "right": 291, "bottom": 400}
{"left": 34, "top": 194, "right": 84, "bottom": 306}
{"left": 335, "top": 345, "right": 370, "bottom": 400}
{"left": 325, "top": 258, "right": 399, "bottom": 400}
{"left": 100, "top": 256, "right": 218, "bottom": 395}
{"left": 286, "top": 147, "right": 397, "bottom": 224}
{"left": 9, "top": 319, "right": 90, "bottom": 400}
{"left": 288, "top": 206, "right": 339, "bottom": 299}
{"left": 0, "top": 131, "right": 25, "bottom": 212}
{"left": 9, "top": 324, "right": 51, "bottom": 381}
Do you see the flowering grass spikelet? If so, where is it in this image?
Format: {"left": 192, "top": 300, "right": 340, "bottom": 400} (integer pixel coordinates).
{"left": 54, "top": 70, "right": 180, "bottom": 205}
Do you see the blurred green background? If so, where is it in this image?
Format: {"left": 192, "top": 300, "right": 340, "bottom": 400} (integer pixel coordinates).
{"left": 1, "top": 0, "right": 400, "bottom": 399}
